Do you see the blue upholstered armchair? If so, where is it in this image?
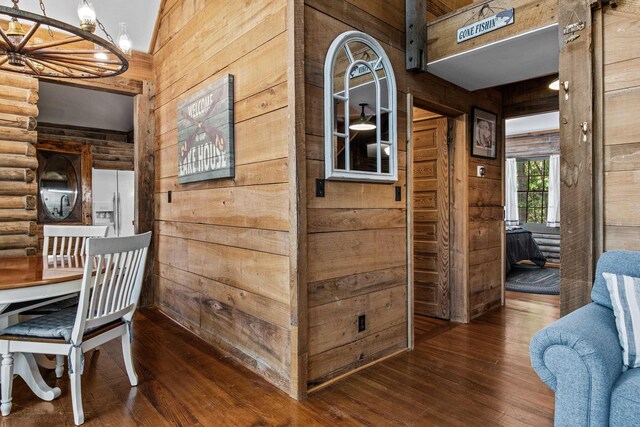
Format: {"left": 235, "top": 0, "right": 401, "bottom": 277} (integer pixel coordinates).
{"left": 530, "top": 251, "right": 640, "bottom": 427}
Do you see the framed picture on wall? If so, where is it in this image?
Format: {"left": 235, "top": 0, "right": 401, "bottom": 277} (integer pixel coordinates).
{"left": 470, "top": 107, "right": 498, "bottom": 159}
{"left": 177, "top": 74, "right": 235, "bottom": 184}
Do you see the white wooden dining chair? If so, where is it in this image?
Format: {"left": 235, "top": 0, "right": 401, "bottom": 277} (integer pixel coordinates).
{"left": 42, "top": 225, "right": 109, "bottom": 258}
{"left": 31, "top": 225, "right": 109, "bottom": 378}
{"left": 0, "top": 232, "right": 151, "bottom": 425}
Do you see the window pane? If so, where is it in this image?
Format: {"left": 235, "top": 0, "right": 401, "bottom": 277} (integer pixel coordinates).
{"left": 334, "top": 47, "right": 350, "bottom": 94}
{"left": 514, "top": 159, "right": 551, "bottom": 225}
{"left": 517, "top": 175, "right": 527, "bottom": 192}
{"left": 527, "top": 208, "right": 541, "bottom": 224}
{"left": 347, "top": 41, "right": 379, "bottom": 65}
{"left": 518, "top": 207, "right": 526, "bottom": 221}
{"left": 380, "top": 113, "right": 391, "bottom": 174}
{"left": 349, "top": 68, "right": 378, "bottom": 173}
{"left": 528, "top": 192, "right": 542, "bottom": 208}
{"left": 517, "top": 193, "right": 527, "bottom": 209}
{"left": 334, "top": 136, "right": 346, "bottom": 170}
{"left": 529, "top": 174, "right": 543, "bottom": 192}
{"left": 334, "top": 99, "right": 345, "bottom": 134}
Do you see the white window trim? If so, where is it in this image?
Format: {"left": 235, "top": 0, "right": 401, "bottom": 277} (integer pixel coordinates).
{"left": 324, "top": 31, "right": 398, "bottom": 183}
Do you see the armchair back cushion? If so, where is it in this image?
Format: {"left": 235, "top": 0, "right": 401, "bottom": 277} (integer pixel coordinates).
{"left": 593, "top": 251, "right": 640, "bottom": 310}
{"left": 603, "top": 273, "right": 640, "bottom": 370}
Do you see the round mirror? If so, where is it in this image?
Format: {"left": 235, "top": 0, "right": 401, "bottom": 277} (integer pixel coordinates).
{"left": 39, "top": 155, "right": 79, "bottom": 220}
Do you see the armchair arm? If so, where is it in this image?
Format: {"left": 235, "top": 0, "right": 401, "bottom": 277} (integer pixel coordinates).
{"left": 530, "top": 303, "right": 624, "bottom": 427}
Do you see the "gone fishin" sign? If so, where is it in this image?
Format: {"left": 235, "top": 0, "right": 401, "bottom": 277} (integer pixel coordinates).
{"left": 456, "top": 9, "right": 515, "bottom": 43}
{"left": 177, "top": 75, "right": 234, "bottom": 184}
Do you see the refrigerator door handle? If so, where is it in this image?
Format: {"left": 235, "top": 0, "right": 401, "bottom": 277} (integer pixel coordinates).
{"left": 113, "top": 192, "right": 119, "bottom": 237}
{"left": 117, "top": 192, "right": 122, "bottom": 236}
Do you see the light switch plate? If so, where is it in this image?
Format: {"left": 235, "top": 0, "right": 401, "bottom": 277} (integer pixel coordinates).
{"left": 477, "top": 166, "right": 486, "bottom": 177}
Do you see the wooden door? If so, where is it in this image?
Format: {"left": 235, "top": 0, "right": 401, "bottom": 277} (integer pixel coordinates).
{"left": 412, "top": 115, "right": 450, "bottom": 319}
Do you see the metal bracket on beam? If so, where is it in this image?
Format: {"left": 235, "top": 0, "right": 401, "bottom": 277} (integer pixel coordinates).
{"left": 406, "top": 0, "right": 427, "bottom": 71}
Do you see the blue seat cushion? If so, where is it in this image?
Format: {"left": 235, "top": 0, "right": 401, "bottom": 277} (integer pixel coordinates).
{"left": 593, "top": 251, "right": 640, "bottom": 310}
{"left": 22, "top": 295, "right": 79, "bottom": 315}
{"left": 610, "top": 368, "right": 640, "bottom": 427}
{"left": 2, "top": 307, "right": 94, "bottom": 342}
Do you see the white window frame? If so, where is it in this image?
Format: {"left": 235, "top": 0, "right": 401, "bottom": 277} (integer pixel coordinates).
{"left": 324, "top": 31, "right": 398, "bottom": 183}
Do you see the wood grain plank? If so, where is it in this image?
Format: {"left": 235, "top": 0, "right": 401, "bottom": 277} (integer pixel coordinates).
{"left": 307, "top": 229, "right": 406, "bottom": 282}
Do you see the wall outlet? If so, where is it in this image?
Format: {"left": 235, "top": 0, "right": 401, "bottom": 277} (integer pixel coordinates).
{"left": 316, "top": 178, "right": 325, "bottom": 197}
{"left": 477, "top": 166, "right": 486, "bottom": 177}
{"left": 358, "top": 314, "right": 366, "bottom": 332}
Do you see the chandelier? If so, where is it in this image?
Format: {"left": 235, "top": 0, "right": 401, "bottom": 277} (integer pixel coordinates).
{"left": 0, "top": 0, "right": 130, "bottom": 79}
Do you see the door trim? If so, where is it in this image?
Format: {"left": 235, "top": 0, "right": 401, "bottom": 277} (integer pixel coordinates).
{"left": 407, "top": 93, "right": 414, "bottom": 350}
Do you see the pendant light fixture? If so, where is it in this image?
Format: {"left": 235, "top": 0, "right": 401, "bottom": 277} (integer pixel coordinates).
{"left": 117, "top": 23, "right": 132, "bottom": 55}
{"left": 76, "top": 0, "right": 96, "bottom": 33}
{"left": 349, "top": 103, "right": 377, "bottom": 131}
{"left": 0, "top": 0, "right": 130, "bottom": 78}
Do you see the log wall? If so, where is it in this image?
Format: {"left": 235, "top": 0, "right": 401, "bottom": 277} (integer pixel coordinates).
{"left": 152, "top": 0, "right": 293, "bottom": 394}
{"left": 0, "top": 72, "right": 39, "bottom": 256}
{"left": 38, "top": 123, "right": 134, "bottom": 171}
{"left": 304, "top": 0, "right": 503, "bottom": 389}
{"left": 602, "top": 2, "right": 640, "bottom": 251}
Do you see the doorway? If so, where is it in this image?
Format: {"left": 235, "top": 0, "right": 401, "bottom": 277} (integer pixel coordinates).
{"left": 503, "top": 108, "right": 561, "bottom": 307}
{"left": 409, "top": 101, "right": 453, "bottom": 345}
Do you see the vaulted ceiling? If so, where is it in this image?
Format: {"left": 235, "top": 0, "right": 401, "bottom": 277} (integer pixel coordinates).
{"left": 0, "top": 0, "right": 161, "bottom": 52}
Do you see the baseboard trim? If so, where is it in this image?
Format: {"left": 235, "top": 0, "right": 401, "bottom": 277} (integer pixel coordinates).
{"left": 306, "top": 348, "right": 408, "bottom": 395}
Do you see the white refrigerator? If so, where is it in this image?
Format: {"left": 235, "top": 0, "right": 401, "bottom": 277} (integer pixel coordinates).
{"left": 92, "top": 169, "right": 135, "bottom": 237}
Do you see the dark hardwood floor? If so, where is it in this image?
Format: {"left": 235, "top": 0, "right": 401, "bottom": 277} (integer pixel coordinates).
{"left": 2, "top": 293, "right": 559, "bottom": 426}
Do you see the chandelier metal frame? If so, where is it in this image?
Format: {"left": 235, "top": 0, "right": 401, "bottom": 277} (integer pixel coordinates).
{"left": 0, "top": 4, "right": 129, "bottom": 79}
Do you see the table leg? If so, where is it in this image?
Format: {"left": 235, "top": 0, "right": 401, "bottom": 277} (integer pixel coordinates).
{"left": 13, "top": 353, "right": 60, "bottom": 401}
{"left": 34, "top": 355, "right": 57, "bottom": 370}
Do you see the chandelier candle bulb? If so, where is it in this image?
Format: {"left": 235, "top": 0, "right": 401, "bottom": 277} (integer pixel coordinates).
{"left": 117, "top": 23, "right": 132, "bottom": 55}
{"left": 93, "top": 43, "right": 108, "bottom": 61}
{"left": 77, "top": 0, "right": 96, "bottom": 33}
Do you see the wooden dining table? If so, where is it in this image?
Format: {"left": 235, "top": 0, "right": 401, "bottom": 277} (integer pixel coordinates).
{"left": 0, "top": 255, "right": 88, "bottom": 402}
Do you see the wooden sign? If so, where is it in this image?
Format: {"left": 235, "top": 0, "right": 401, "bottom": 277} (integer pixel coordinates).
{"left": 457, "top": 9, "right": 515, "bottom": 43}
{"left": 177, "top": 75, "right": 234, "bottom": 183}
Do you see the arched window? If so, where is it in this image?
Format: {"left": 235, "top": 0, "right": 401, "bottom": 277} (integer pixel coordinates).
{"left": 324, "top": 31, "right": 398, "bottom": 182}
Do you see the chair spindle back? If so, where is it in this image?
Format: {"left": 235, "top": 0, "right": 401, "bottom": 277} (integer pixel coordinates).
{"left": 43, "top": 225, "right": 109, "bottom": 258}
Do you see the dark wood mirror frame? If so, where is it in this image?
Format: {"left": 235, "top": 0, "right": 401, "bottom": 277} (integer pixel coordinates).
{"left": 36, "top": 150, "right": 83, "bottom": 224}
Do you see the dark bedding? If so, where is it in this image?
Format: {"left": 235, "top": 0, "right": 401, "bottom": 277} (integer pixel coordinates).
{"left": 506, "top": 228, "right": 546, "bottom": 273}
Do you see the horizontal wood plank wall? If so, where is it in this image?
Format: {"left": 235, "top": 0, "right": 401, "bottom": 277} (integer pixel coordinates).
{"left": 506, "top": 130, "right": 559, "bottom": 158}
{"left": 0, "top": 72, "right": 39, "bottom": 256}
{"left": 152, "top": 0, "right": 293, "bottom": 394}
{"left": 38, "top": 123, "right": 134, "bottom": 170}
{"left": 426, "top": 0, "right": 474, "bottom": 21}
{"left": 427, "top": 0, "right": 558, "bottom": 63}
{"left": 603, "top": 2, "right": 640, "bottom": 251}
{"left": 501, "top": 75, "right": 559, "bottom": 119}
{"left": 304, "top": 0, "right": 503, "bottom": 388}
{"left": 468, "top": 122, "right": 504, "bottom": 320}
